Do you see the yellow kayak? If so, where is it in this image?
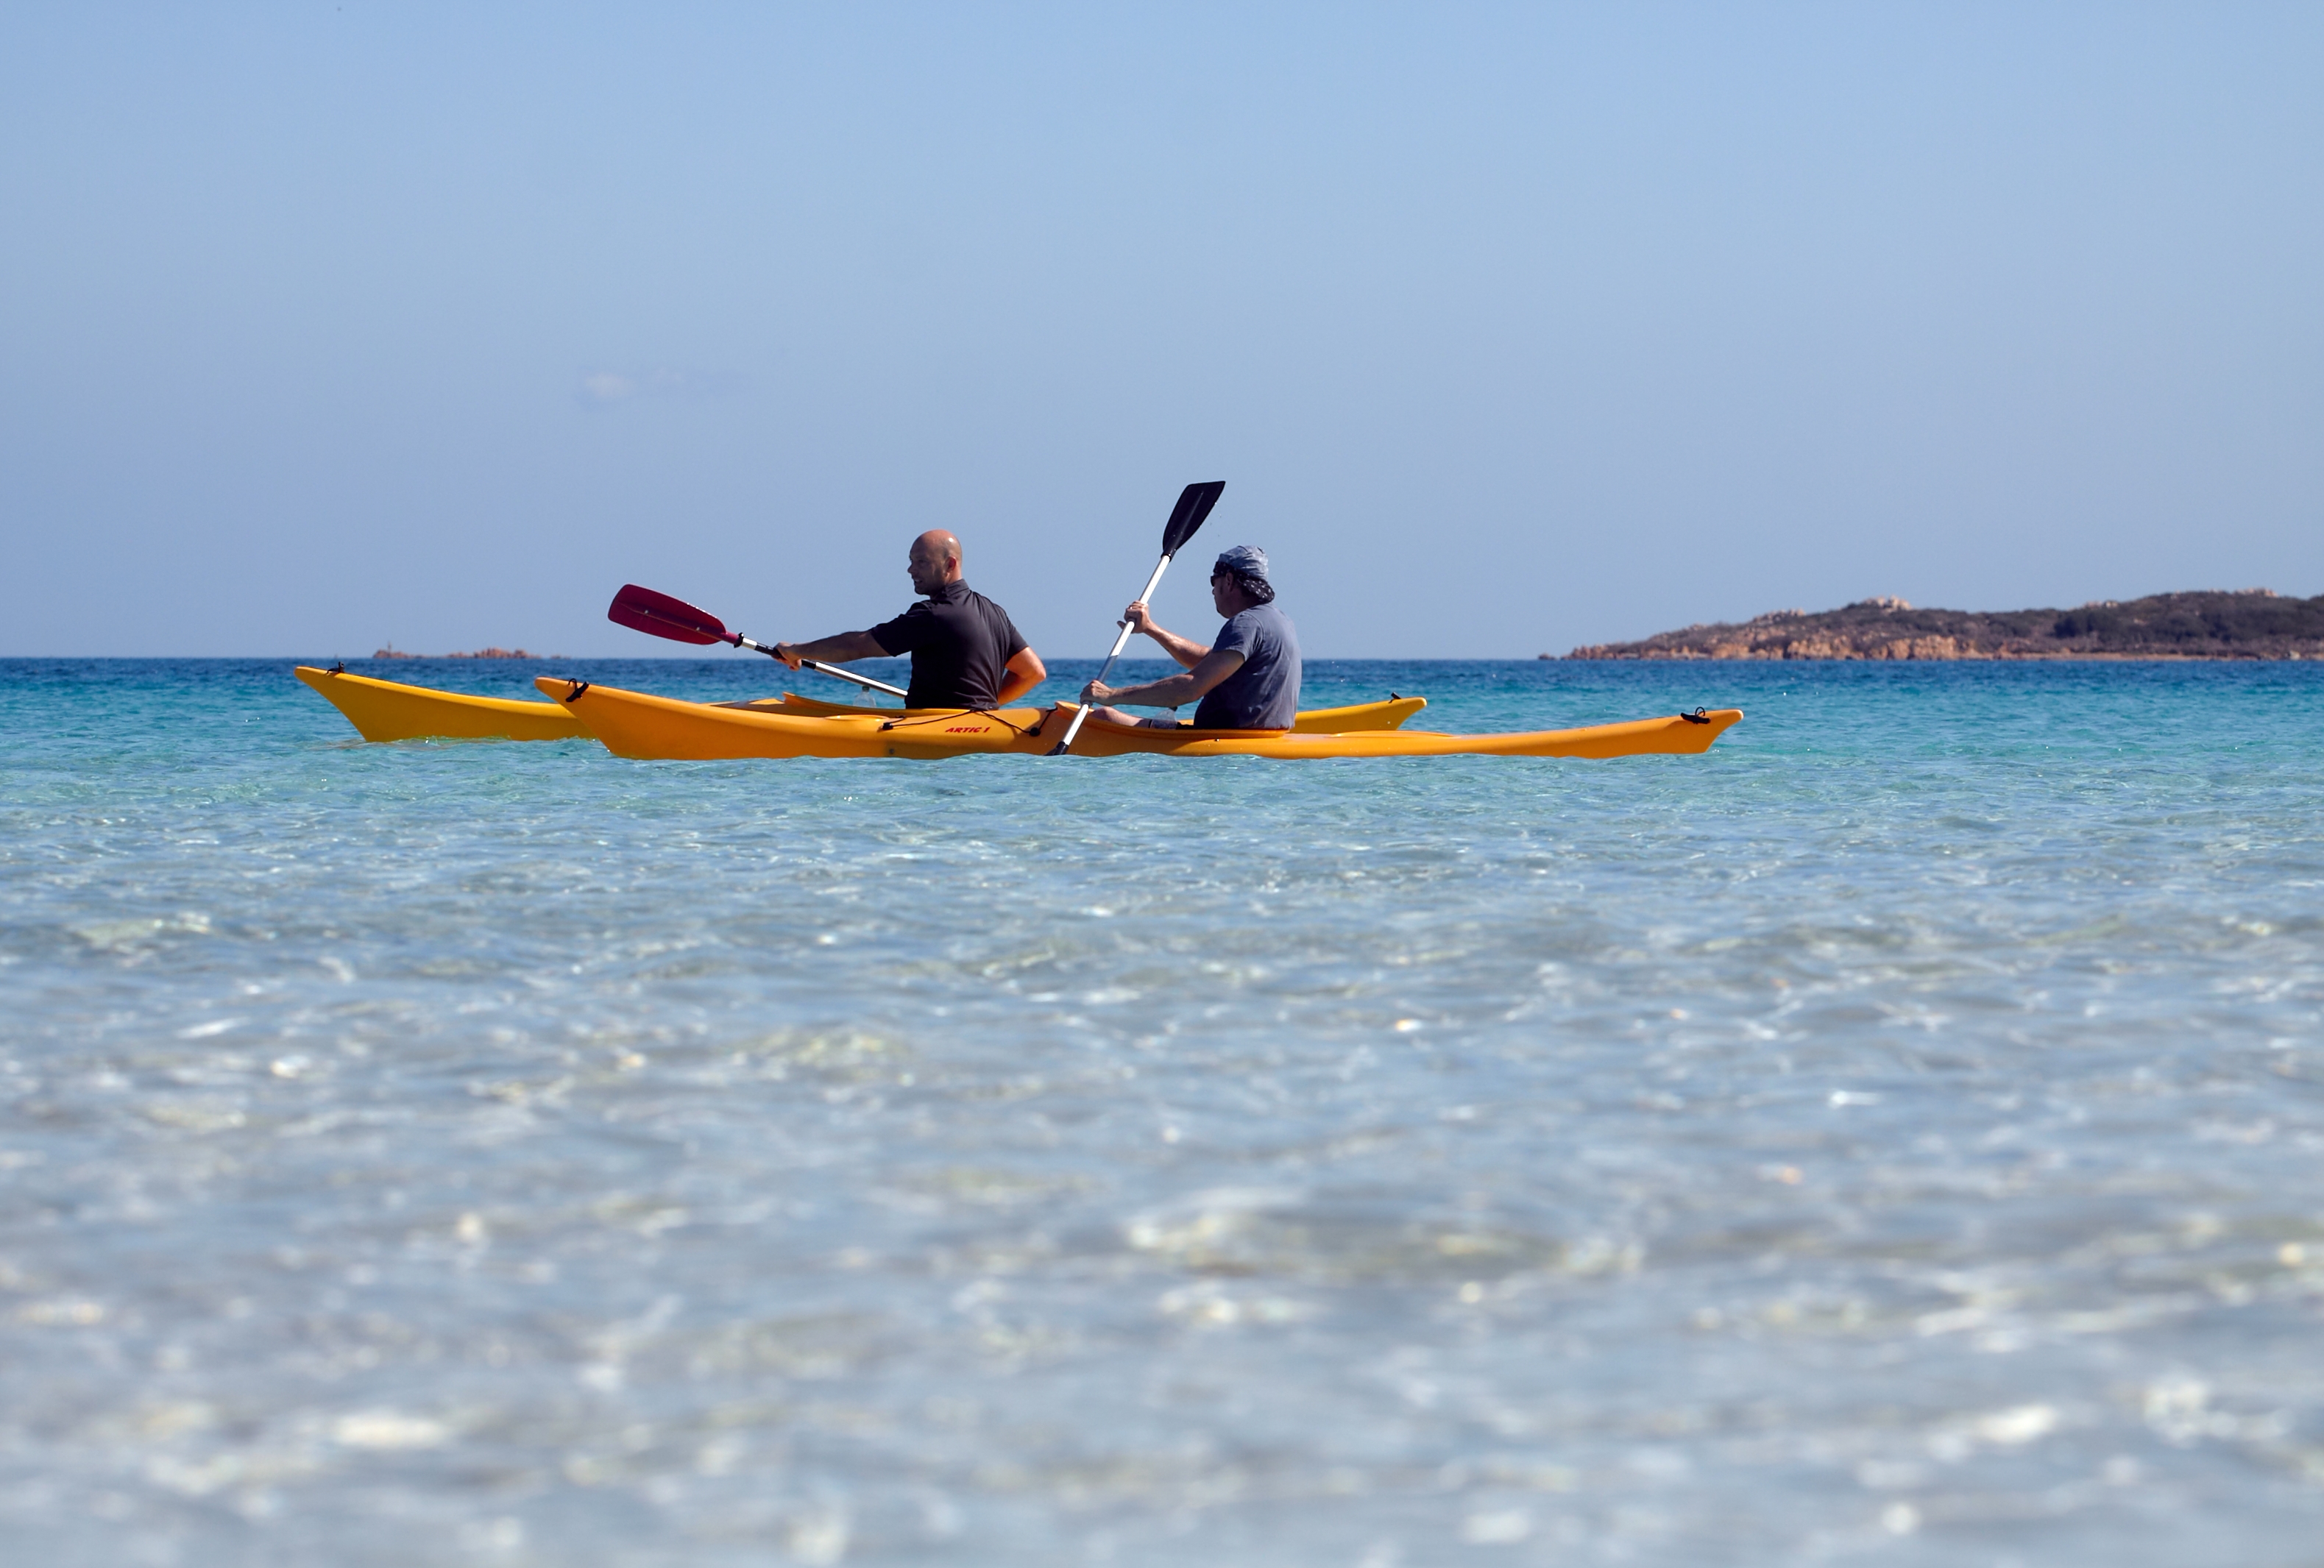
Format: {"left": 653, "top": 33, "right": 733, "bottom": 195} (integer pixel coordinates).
{"left": 295, "top": 666, "right": 1430, "bottom": 743}
{"left": 536, "top": 676, "right": 1743, "bottom": 761}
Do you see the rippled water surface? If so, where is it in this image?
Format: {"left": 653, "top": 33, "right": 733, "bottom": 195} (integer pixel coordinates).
{"left": 4, "top": 656, "right": 2323, "bottom": 1566}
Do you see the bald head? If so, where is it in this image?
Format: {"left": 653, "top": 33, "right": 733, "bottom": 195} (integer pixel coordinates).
{"left": 907, "top": 530, "right": 964, "bottom": 595}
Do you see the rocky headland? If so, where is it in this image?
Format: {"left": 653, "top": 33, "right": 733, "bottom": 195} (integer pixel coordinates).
{"left": 1560, "top": 589, "right": 2324, "bottom": 661}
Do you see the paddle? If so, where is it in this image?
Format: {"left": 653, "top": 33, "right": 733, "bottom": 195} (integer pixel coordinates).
{"left": 1047, "top": 481, "right": 1225, "bottom": 756}
{"left": 606, "top": 583, "right": 910, "bottom": 699}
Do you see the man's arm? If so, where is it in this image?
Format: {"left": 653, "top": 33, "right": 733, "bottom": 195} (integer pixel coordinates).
{"left": 995, "top": 646, "right": 1046, "bottom": 706}
{"left": 1084, "top": 645, "right": 1243, "bottom": 711}
{"left": 773, "top": 631, "right": 890, "bottom": 670}
{"left": 1121, "top": 601, "right": 1209, "bottom": 670}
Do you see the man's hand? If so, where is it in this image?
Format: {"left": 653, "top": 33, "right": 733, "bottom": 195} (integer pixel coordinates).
{"left": 772, "top": 642, "right": 804, "bottom": 670}
{"left": 1118, "top": 600, "right": 1155, "bottom": 635}
{"left": 1081, "top": 678, "right": 1117, "bottom": 705}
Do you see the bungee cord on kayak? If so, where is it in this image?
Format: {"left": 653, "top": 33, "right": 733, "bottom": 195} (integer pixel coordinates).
{"left": 875, "top": 707, "right": 1040, "bottom": 737}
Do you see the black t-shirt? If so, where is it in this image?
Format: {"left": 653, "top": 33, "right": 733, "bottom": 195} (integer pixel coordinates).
{"left": 867, "top": 581, "right": 1030, "bottom": 709}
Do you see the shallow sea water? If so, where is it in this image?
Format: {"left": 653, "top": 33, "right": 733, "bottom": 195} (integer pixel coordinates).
{"left": 3, "top": 655, "right": 2323, "bottom": 1567}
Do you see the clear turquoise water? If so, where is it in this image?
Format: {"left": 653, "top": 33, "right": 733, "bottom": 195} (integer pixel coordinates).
{"left": 4, "top": 656, "right": 2322, "bottom": 1566}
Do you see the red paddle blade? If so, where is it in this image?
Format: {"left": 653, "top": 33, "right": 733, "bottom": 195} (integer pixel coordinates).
{"left": 608, "top": 583, "right": 731, "bottom": 646}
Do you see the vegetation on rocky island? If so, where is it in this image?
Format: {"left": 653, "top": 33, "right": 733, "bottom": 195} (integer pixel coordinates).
{"left": 1561, "top": 589, "right": 2324, "bottom": 661}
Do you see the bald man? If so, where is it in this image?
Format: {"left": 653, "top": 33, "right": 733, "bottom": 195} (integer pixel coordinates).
{"left": 774, "top": 531, "right": 1046, "bottom": 709}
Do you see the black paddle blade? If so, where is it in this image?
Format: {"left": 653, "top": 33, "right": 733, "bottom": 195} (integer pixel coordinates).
{"left": 608, "top": 583, "right": 730, "bottom": 646}
{"left": 1159, "top": 480, "right": 1225, "bottom": 559}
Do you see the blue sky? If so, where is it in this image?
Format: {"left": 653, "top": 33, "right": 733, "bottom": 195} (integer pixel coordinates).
{"left": 4, "top": 3, "right": 2319, "bottom": 657}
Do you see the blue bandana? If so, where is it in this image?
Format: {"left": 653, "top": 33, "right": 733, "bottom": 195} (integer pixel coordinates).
{"left": 1214, "top": 545, "right": 1269, "bottom": 582}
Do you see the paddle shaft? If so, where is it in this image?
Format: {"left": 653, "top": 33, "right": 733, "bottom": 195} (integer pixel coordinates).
{"left": 1049, "top": 553, "right": 1175, "bottom": 755}
{"left": 728, "top": 634, "right": 908, "bottom": 699}
{"left": 803, "top": 659, "right": 907, "bottom": 698}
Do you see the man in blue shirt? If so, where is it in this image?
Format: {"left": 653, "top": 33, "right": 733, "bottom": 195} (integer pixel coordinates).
{"left": 1080, "top": 545, "right": 1302, "bottom": 730}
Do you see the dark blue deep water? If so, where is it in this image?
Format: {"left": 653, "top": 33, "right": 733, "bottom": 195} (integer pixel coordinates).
{"left": 4, "top": 656, "right": 2322, "bottom": 1565}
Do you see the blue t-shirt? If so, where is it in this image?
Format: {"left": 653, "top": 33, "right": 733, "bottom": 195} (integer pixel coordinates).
{"left": 1192, "top": 603, "right": 1301, "bottom": 730}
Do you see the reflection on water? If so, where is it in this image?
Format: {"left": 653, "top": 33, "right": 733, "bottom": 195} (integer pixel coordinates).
{"left": 2, "top": 657, "right": 2322, "bottom": 1564}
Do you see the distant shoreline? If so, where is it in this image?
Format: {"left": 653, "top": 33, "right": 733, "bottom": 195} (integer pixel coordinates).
{"left": 372, "top": 648, "right": 565, "bottom": 661}
{"left": 1559, "top": 589, "right": 2324, "bottom": 661}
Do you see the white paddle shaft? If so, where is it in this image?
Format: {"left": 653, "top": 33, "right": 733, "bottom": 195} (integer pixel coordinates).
{"left": 1052, "top": 553, "right": 1176, "bottom": 754}
{"left": 801, "top": 659, "right": 908, "bottom": 698}
{"left": 733, "top": 636, "right": 909, "bottom": 698}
